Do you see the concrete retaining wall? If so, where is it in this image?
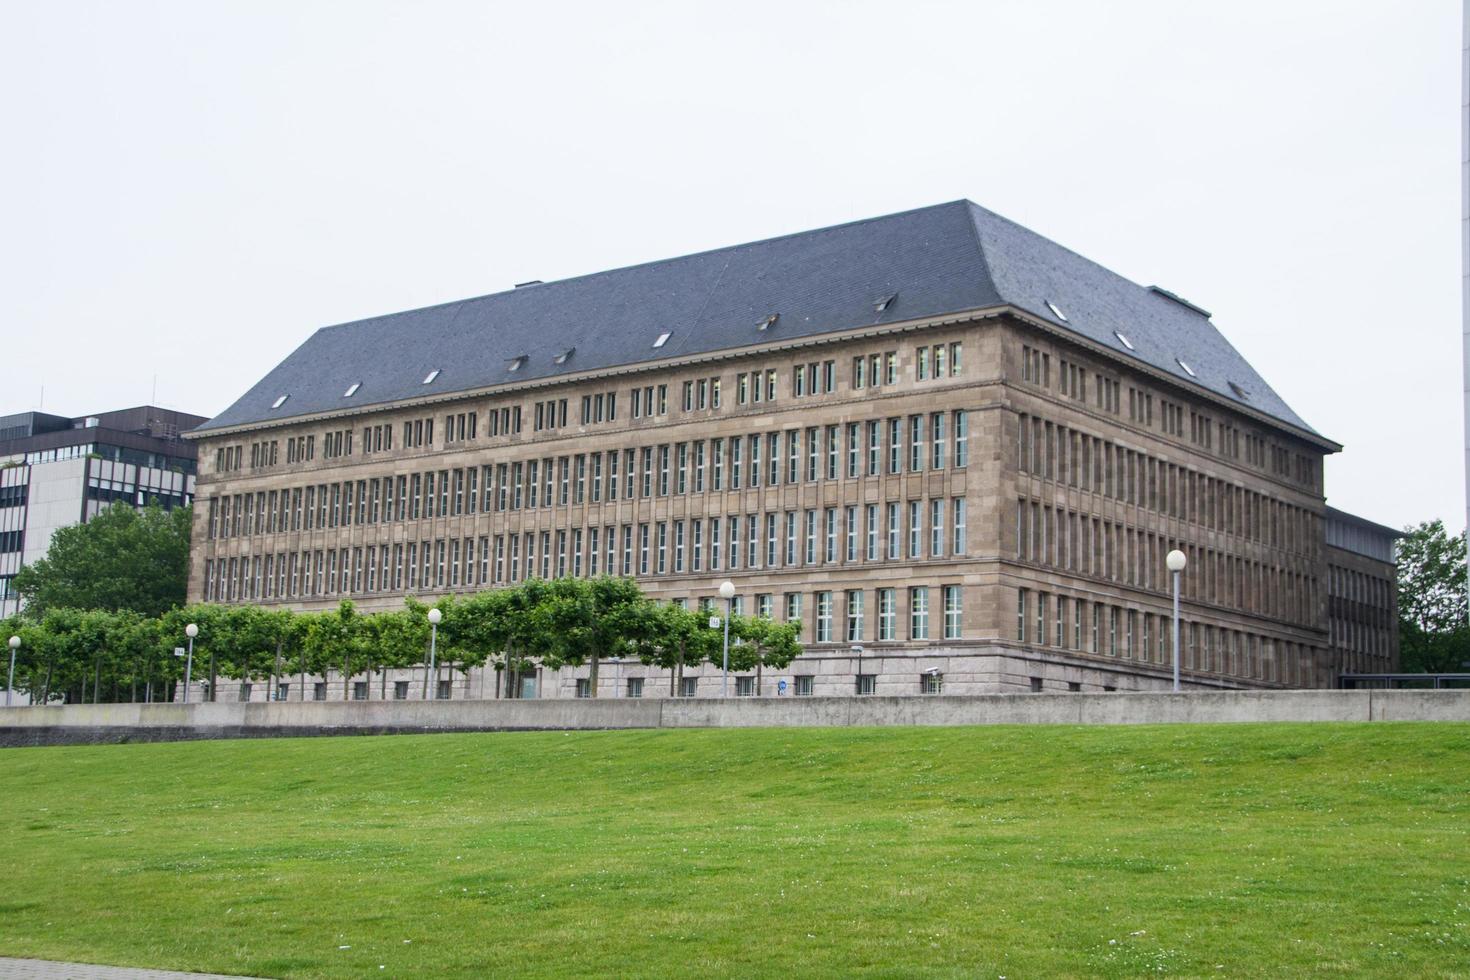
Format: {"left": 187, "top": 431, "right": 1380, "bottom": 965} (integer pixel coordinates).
{"left": 0, "top": 689, "right": 1466, "bottom": 746}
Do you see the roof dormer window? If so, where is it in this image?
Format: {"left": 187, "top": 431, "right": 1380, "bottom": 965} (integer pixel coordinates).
{"left": 1176, "top": 358, "right": 1196, "bottom": 378}
{"left": 507, "top": 355, "right": 527, "bottom": 372}
{"left": 653, "top": 332, "right": 671, "bottom": 348}
{"left": 554, "top": 348, "right": 575, "bottom": 365}
{"left": 1045, "top": 300, "right": 1068, "bottom": 322}
{"left": 874, "top": 293, "right": 897, "bottom": 314}
{"left": 1114, "top": 331, "right": 1135, "bottom": 351}
{"left": 757, "top": 313, "right": 778, "bottom": 331}
{"left": 270, "top": 395, "right": 289, "bottom": 409}
{"left": 343, "top": 382, "right": 360, "bottom": 398}
{"left": 422, "top": 369, "right": 440, "bottom": 385}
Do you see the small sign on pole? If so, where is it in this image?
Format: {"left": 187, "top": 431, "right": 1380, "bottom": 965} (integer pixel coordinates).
{"left": 173, "top": 647, "right": 186, "bottom": 658}
{"left": 708, "top": 616, "right": 721, "bottom": 629}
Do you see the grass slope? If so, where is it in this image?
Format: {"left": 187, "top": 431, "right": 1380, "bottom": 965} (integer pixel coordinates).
{"left": 0, "top": 724, "right": 1466, "bottom": 978}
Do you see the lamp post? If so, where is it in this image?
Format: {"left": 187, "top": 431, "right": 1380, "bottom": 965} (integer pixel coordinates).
{"left": 424, "top": 607, "right": 442, "bottom": 700}
{"left": 183, "top": 623, "right": 198, "bottom": 703}
{"left": 6, "top": 635, "right": 19, "bottom": 708}
{"left": 1166, "top": 549, "right": 1187, "bottom": 692}
{"left": 719, "top": 580, "right": 735, "bottom": 697}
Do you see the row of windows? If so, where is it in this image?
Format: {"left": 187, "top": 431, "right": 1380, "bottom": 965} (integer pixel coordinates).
{"left": 225, "top": 341, "right": 971, "bottom": 476}
{"left": 1016, "top": 588, "right": 1322, "bottom": 687}
{"left": 580, "top": 392, "right": 617, "bottom": 425}
{"left": 0, "top": 484, "right": 27, "bottom": 508}
{"left": 203, "top": 547, "right": 966, "bottom": 644}
{"left": 1018, "top": 413, "right": 1317, "bottom": 558}
{"left": 1024, "top": 341, "right": 1317, "bottom": 487}
{"left": 1016, "top": 497, "right": 1317, "bottom": 626}
{"left": 207, "top": 412, "right": 972, "bottom": 540}
{"left": 209, "top": 495, "right": 969, "bottom": 595}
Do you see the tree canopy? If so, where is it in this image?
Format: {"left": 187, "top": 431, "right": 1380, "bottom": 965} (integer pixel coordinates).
{"left": 1, "top": 576, "right": 805, "bottom": 703}
{"left": 12, "top": 500, "right": 191, "bottom": 618}
{"left": 1397, "top": 520, "right": 1469, "bottom": 673}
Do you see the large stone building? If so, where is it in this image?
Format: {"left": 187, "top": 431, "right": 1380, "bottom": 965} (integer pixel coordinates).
{"left": 185, "top": 201, "right": 1397, "bottom": 698}
{"left": 1, "top": 405, "right": 204, "bottom": 618}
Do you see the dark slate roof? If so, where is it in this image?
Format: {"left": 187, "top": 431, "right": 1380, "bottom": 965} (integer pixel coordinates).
{"left": 197, "top": 200, "right": 1322, "bottom": 440}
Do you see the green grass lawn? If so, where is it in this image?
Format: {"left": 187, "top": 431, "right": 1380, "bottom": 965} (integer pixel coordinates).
{"left": 0, "top": 724, "right": 1466, "bottom": 978}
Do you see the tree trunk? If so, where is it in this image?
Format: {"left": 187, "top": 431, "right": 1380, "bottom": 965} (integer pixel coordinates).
{"left": 380, "top": 665, "right": 386, "bottom": 700}
{"left": 299, "top": 660, "right": 306, "bottom": 701}
{"left": 272, "top": 641, "right": 283, "bottom": 702}
{"left": 588, "top": 653, "right": 600, "bottom": 697}
{"left": 95, "top": 655, "right": 102, "bottom": 704}
{"left": 756, "top": 658, "right": 763, "bottom": 697}
{"left": 343, "top": 653, "right": 351, "bottom": 700}
{"left": 208, "top": 653, "right": 217, "bottom": 702}
{"left": 41, "top": 660, "right": 52, "bottom": 704}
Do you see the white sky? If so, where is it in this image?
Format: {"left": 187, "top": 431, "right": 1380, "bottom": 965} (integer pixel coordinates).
{"left": 0, "top": 1, "right": 1459, "bottom": 531}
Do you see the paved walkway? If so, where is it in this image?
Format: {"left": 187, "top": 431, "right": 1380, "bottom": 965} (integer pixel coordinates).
{"left": 0, "top": 959, "right": 263, "bottom": 979}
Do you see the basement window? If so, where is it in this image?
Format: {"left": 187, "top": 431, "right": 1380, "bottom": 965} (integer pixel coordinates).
{"left": 1045, "top": 300, "right": 1069, "bottom": 322}
{"left": 1176, "top": 358, "right": 1197, "bottom": 378}
{"left": 1114, "top": 331, "right": 1135, "bottom": 351}
{"left": 343, "top": 382, "right": 360, "bottom": 398}
{"left": 874, "top": 293, "right": 898, "bottom": 314}
{"left": 653, "top": 332, "right": 671, "bottom": 348}
{"left": 757, "top": 313, "right": 779, "bottom": 331}
{"left": 422, "top": 369, "right": 441, "bottom": 385}
{"left": 554, "top": 348, "right": 575, "bottom": 365}
{"left": 270, "top": 395, "right": 289, "bottom": 409}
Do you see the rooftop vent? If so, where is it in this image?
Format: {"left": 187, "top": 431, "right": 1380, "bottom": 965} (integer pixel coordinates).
{"left": 270, "top": 395, "right": 289, "bottom": 409}
{"left": 514, "top": 280, "right": 543, "bottom": 288}
{"left": 1148, "top": 285, "right": 1212, "bottom": 318}
{"left": 653, "top": 332, "right": 671, "bottom": 348}
{"left": 422, "top": 369, "right": 440, "bottom": 385}
{"left": 554, "top": 348, "right": 575, "bottom": 365}
{"left": 1045, "top": 300, "right": 1069, "bottom": 322}
{"left": 757, "top": 313, "right": 779, "bottom": 331}
{"left": 874, "top": 293, "right": 897, "bottom": 314}
{"left": 1228, "top": 381, "right": 1250, "bottom": 400}
{"left": 1114, "top": 331, "right": 1135, "bottom": 351}
{"left": 507, "top": 355, "right": 527, "bottom": 372}
{"left": 1176, "top": 358, "right": 1197, "bottom": 378}
{"left": 343, "top": 382, "right": 360, "bottom": 398}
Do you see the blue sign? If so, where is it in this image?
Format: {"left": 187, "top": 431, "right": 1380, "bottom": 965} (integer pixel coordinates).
{"left": 777, "top": 680, "right": 787, "bottom": 695}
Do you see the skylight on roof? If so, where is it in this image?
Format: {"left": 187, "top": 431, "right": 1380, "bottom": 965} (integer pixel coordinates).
{"left": 653, "top": 332, "right": 671, "bottom": 348}
{"left": 343, "top": 382, "right": 360, "bottom": 398}
{"left": 554, "top": 348, "right": 575, "bottom": 365}
{"left": 507, "top": 355, "right": 527, "bottom": 372}
{"left": 270, "top": 395, "right": 289, "bottom": 409}
{"left": 1114, "top": 331, "right": 1135, "bottom": 351}
{"left": 874, "top": 293, "right": 897, "bottom": 314}
{"left": 422, "top": 369, "right": 440, "bottom": 385}
{"left": 1045, "top": 300, "right": 1069, "bottom": 322}
{"left": 1176, "top": 358, "right": 1196, "bottom": 378}
{"left": 757, "top": 313, "right": 779, "bottom": 331}
{"left": 1228, "top": 381, "right": 1250, "bottom": 400}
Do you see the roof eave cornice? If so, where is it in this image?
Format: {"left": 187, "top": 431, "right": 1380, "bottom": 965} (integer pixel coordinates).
{"left": 183, "top": 307, "right": 1009, "bottom": 441}
{"left": 1003, "top": 306, "right": 1343, "bottom": 454}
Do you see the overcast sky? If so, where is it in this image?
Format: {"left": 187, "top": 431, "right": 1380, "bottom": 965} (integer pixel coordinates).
{"left": 1, "top": 1, "right": 1459, "bottom": 531}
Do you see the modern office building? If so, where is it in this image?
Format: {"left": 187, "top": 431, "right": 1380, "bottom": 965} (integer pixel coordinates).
{"left": 185, "top": 200, "right": 1396, "bottom": 698}
{"left": 1, "top": 406, "right": 205, "bottom": 617}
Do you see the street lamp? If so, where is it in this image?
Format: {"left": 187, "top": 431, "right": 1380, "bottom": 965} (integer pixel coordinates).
{"left": 183, "top": 623, "right": 198, "bottom": 703}
{"left": 719, "top": 580, "right": 736, "bottom": 697}
{"left": 6, "top": 635, "right": 19, "bottom": 708}
{"left": 424, "top": 607, "right": 442, "bottom": 700}
{"left": 1166, "top": 550, "right": 1187, "bottom": 692}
